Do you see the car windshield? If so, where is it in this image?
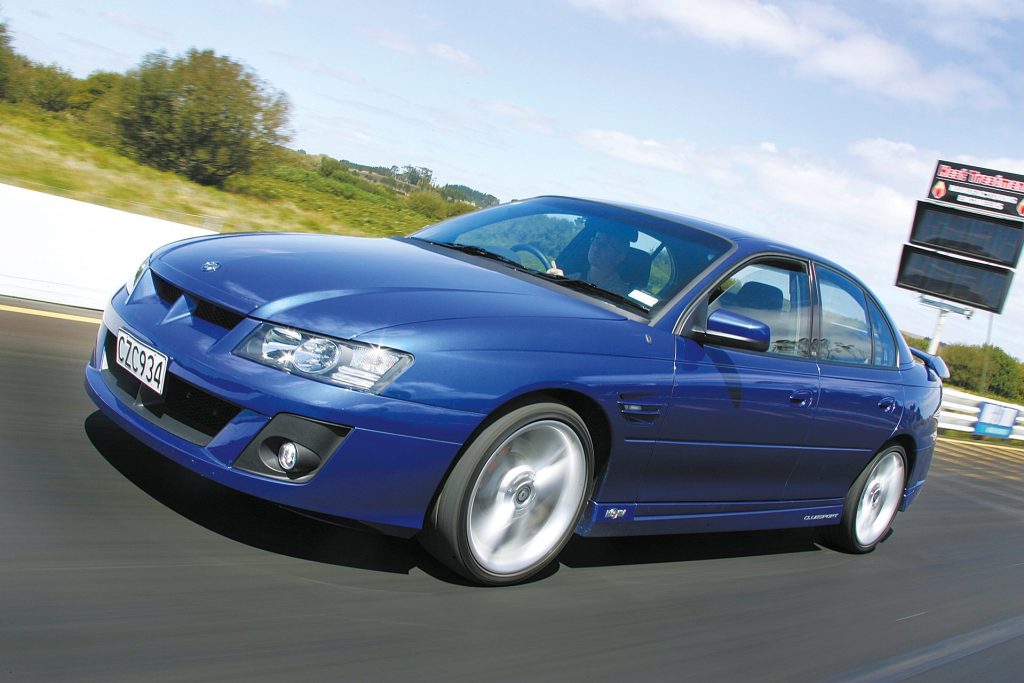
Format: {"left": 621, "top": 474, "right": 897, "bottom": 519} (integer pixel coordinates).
{"left": 411, "top": 197, "right": 732, "bottom": 314}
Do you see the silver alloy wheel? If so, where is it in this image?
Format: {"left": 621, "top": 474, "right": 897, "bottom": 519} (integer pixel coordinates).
{"left": 854, "top": 450, "right": 905, "bottom": 547}
{"left": 466, "top": 419, "right": 588, "bottom": 575}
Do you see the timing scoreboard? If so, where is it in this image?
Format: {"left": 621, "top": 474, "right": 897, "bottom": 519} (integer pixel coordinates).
{"left": 896, "top": 161, "right": 1024, "bottom": 313}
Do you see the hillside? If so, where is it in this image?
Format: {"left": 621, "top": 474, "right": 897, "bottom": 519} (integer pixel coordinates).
{"left": 0, "top": 103, "right": 457, "bottom": 237}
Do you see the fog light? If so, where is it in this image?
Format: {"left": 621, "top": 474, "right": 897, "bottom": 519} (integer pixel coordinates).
{"left": 273, "top": 440, "right": 322, "bottom": 477}
{"left": 278, "top": 442, "right": 298, "bottom": 471}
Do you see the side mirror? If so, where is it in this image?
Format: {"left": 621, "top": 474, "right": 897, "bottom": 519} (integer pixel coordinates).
{"left": 692, "top": 309, "right": 771, "bottom": 352}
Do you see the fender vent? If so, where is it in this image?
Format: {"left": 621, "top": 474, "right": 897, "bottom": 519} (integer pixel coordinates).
{"left": 617, "top": 394, "right": 664, "bottom": 425}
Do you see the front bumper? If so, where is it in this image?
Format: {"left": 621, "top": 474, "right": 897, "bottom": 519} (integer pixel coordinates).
{"left": 85, "top": 287, "right": 483, "bottom": 536}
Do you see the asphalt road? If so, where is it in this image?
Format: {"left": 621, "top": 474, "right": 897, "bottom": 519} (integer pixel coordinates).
{"left": 2, "top": 297, "right": 1022, "bottom": 682}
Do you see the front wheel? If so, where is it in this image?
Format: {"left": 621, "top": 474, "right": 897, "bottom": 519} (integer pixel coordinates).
{"left": 421, "top": 402, "right": 594, "bottom": 585}
{"left": 827, "top": 444, "right": 907, "bottom": 553}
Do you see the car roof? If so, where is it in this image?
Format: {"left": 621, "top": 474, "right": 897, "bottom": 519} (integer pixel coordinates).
{"left": 530, "top": 194, "right": 850, "bottom": 275}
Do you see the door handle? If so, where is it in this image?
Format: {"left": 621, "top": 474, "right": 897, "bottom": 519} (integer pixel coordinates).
{"left": 789, "top": 390, "right": 814, "bottom": 407}
{"left": 878, "top": 397, "right": 897, "bottom": 414}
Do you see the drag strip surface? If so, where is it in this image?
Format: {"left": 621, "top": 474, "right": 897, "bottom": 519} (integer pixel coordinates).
{"left": 1, "top": 299, "right": 1022, "bottom": 682}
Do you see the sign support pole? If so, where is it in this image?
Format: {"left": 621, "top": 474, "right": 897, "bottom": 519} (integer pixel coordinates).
{"left": 919, "top": 296, "right": 972, "bottom": 354}
{"left": 928, "top": 309, "right": 947, "bottom": 355}
{"left": 980, "top": 312, "right": 994, "bottom": 393}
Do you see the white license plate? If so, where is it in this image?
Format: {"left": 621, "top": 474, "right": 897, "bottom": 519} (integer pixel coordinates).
{"left": 115, "top": 329, "right": 169, "bottom": 395}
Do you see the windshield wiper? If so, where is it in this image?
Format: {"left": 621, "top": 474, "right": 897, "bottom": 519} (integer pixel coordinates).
{"left": 532, "top": 271, "right": 651, "bottom": 313}
{"left": 415, "top": 239, "right": 526, "bottom": 270}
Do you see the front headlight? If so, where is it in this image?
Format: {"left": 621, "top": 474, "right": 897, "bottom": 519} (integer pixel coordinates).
{"left": 126, "top": 255, "right": 150, "bottom": 296}
{"left": 234, "top": 323, "right": 413, "bottom": 393}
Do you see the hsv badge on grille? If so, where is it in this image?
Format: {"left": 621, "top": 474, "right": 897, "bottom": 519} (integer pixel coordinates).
{"left": 201, "top": 261, "right": 221, "bottom": 272}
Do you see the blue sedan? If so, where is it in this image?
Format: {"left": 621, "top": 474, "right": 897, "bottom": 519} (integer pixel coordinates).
{"left": 85, "top": 196, "right": 946, "bottom": 584}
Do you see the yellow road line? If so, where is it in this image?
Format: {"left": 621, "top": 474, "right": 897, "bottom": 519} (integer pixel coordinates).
{"left": 0, "top": 304, "right": 101, "bottom": 325}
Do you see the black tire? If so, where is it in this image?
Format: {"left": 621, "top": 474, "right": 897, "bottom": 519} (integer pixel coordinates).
{"left": 420, "top": 401, "right": 594, "bottom": 585}
{"left": 826, "top": 444, "right": 907, "bottom": 554}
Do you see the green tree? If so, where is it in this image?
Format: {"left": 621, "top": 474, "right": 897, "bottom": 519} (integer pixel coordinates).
{"left": 109, "top": 49, "right": 290, "bottom": 185}
{"left": 318, "top": 154, "right": 344, "bottom": 178}
{"left": 401, "top": 165, "right": 433, "bottom": 188}
{"left": 68, "top": 71, "right": 124, "bottom": 111}
{"left": 26, "top": 63, "right": 75, "bottom": 111}
{"left": 0, "top": 17, "right": 75, "bottom": 110}
{"left": 406, "top": 189, "right": 448, "bottom": 219}
{"left": 942, "top": 343, "right": 1024, "bottom": 401}
{"left": 406, "top": 189, "right": 475, "bottom": 220}
{"left": 902, "top": 333, "right": 928, "bottom": 350}
{"left": 440, "top": 184, "right": 499, "bottom": 208}
{"left": 0, "top": 20, "right": 11, "bottom": 99}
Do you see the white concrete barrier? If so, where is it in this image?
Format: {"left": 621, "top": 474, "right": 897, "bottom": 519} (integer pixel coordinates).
{"left": 0, "top": 182, "right": 214, "bottom": 310}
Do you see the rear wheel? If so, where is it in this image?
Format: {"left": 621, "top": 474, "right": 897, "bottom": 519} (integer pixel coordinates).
{"left": 827, "top": 444, "right": 907, "bottom": 553}
{"left": 421, "top": 402, "right": 594, "bottom": 585}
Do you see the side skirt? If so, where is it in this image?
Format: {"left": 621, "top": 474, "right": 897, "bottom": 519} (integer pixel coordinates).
{"left": 576, "top": 499, "right": 846, "bottom": 538}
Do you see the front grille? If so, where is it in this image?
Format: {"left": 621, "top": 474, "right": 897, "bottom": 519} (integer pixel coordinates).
{"left": 103, "top": 333, "right": 242, "bottom": 446}
{"left": 193, "top": 299, "right": 245, "bottom": 329}
{"left": 151, "top": 272, "right": 245, "bottom": 330}
{"left": 153, "top": 273, "right": 183, "bottom": 305}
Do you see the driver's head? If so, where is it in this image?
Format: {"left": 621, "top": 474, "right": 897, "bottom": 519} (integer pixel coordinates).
{"left": 587, "top": 219, "right": 634, "bottom": 271}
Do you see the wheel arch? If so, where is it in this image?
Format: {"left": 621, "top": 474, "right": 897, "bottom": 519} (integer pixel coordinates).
{"left": 887, "top": 432, "right": 917, "bottom": 485}
{"left": 422, "top": 388, "right": 612, "bottom": 526}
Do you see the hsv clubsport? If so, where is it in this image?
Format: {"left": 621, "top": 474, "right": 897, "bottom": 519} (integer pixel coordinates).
{"left": 85, "top": 196, "right": 946, "bottom": 584}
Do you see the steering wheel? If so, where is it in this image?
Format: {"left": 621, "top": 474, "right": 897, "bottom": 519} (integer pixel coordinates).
{"left": 509, "top": 243, "right": 552, "bottom": 270}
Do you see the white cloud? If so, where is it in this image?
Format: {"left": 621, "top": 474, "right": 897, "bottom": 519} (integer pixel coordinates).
{"left": 99, "top": 11, "right": 171, "bottom": 42}
{"left": 355, "top": 27, "right": 419, "bottom": 55}
{"left": 953, "top": 154, "right": 1024, "bottom": 175}
{"left": 657, "top": 0, "right": 812, "bottom": 54}
{"left": 268, "top": 51, "right": 367, "bottom": 85}
{"left": 58, "top": 33, "right": 132, "bottom": 64}
{"left": 895, "top": 0, "right": 1024, "bottom": 51}
{"left": 576, "top": 127, "right": 915, "bottom": 270}
{"left": 576, "top": 129, "right": 696, "bottom": 173}
{"left": 253, "top": 0, "right": 291, "bottom": 9}
{"left": 428, "top": 43, "right": 484, "bottom": 74}
{"left": 848, "top": 138, "right": 935, "bottom": 184}
{"left": 849, "top": 139, "right": 1024, "bottom": 184}
{"left": 570, "top": 0, "right": 1004, "bottom": 107}
{"left": 482, "top": 101, "right": 555, "bottom": 135}
{"left": 573, "top": 124, "right": 1024, "bottom": 352}
{"left": 354, "top": 30, "right": 484, "bottom": 74}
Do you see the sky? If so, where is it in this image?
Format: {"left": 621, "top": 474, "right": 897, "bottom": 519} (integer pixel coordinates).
{"left": 4, "top": 0, "right": 1024, "bottom": 358}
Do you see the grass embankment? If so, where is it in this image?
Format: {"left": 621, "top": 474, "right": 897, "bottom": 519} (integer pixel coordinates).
{"left": 0, "top": 103, "right": 432, "bottom": 236}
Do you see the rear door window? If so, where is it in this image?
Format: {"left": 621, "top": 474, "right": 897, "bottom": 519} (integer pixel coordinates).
{"left": 816, "top": 267, "right": 871, "bottom": 365}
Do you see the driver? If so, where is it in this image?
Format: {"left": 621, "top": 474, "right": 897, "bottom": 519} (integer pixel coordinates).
{"left": 548, "top": 220, "right": 634, "bottom": 295}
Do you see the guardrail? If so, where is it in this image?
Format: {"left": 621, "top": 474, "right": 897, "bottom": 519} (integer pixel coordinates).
{"left": 939, "top": 387, "right": 1024, "bottom": 441}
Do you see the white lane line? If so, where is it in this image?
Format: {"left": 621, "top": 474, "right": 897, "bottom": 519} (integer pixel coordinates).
{"left": 825, "top": 614, "right": 1024, "bottom": 683}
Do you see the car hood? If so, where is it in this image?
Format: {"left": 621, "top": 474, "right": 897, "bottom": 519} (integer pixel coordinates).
{"left": 152, "top": 233, "right": 624, "bottom": 338}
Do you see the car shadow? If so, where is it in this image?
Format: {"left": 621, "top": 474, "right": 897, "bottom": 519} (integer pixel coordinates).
{"left": 560, "top": 527, "right": 825, "bottom": 568}
{"left": 85, "top": 411, "right": 826, "bottom": 584}
{"left": 83, "top": 411, "right": 474, "bottom": 583}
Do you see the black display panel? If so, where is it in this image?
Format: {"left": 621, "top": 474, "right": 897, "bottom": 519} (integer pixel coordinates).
{"left": 910, "top": 201, "right": 1024, "bottom": 268}
{"left": 896, "top": 245, "right": 1014, "bottom": 314}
